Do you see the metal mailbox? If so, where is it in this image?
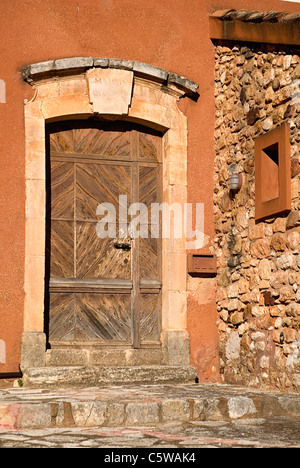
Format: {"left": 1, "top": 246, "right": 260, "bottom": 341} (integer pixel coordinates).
{"left": 187, "top": 254, "right": 217, "bottom": 276}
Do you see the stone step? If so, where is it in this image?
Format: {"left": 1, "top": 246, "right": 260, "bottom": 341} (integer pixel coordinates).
{"left": 22, "top": 366, "right": 198, "bottom": 388}
{"left": 0, "top": 383, "right": 299, "bottom": 430}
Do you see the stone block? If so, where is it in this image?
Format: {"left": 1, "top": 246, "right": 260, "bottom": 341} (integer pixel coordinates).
{"left": 258, "top": 259, "right": 272, "bottom": 280}
{"left": 45, "top": 349, "right": 89, "bottom": 367}
{"left": 292, "top": 374, "right": 300, "bottom": 389}
{"left": 125, "top": 402, "right": 160, "bottom": 425}
{"left": 17, "top": 404, "right": 52, "bottom": 428}
{"left": 161, "top": 399, "right": 190, "bottom": 422}
{"left": 286, "top": 303, "right": 300, "bottom": 317}
{"left": 230, "top": 311, "right": 244, "bottom": 325}
{"left": 71, "top": 402, "right": 107, "bottom": 427}
{"left": 108, "top": 58, "right": 134, "bottom": 70}
{"left": 225, "top": 331, "right": 240, "bottom": 360}
{"left": 276, "top": 253, "right": 295, "bottom": 270}
{"left": 89, "top": 349, "right": 127, "bottom": 366}
{"left": 278, "top": 396, "right": 300, "bottom": 417}
{"left": 227, "top": 283, "right": 239, "bottom": 298}
{"left": 40, "top": 94, "right": 91, "bottom": 120}
{"left": 30, "top": 60, "right": 55, "bottom": 76}
{"left": 0, "top": 404, "right": 19, "bottom": 429}
{"left": 22, "top": 61, "right": 55, "bottom": 80}
{"left": 228, "top": 397, "right": 257, "bottom": 419}
{"left": 291, "top": 157, "right": 300, "bottom": 178}
{"left": 287, "top": 231, "right": 300, "bottom": 251}
{"left": 86, "top": 67, "right": 133, "bottom": 115}
{"left": 279, "top": 285, "right": 294, "bottom": 303}
{"left": 273, "top": 217, "right": 286, "bottom": 232}
{"left": 161, "top": 330, "right": 190, "bottom": 366}
{"left": 93, "top": 57, "right": 109, "bottom": 68}
{"left": 286, "top": 210, "right": 300, "bottom": 230}
{"left": 24, "top": 255, "right": 45, "bottom": 295}
{"left": 270, "top": 233, "right": 286, "bottom": 251}
{"left": 25, "top": 218, "right": 45, "bottom": 257}
{"left": 22, "top": 365, "right": 198, "bottom": 387}
{"left": 201, "top": 398, "right": 224, "bottom": 421}
{"left": 21, "top": 332, "right": 46, "bottom": 370}
{"left": 54, "top": 57, "right": 93, "bottom": 71}
{"left": 250, "top": 239, "right": 271, "bottom": 258}
{"left": 24, "top": 292, "right": 45, "bottom": 333}
{"left": 58, "top": 77, "right": 88, "bottom": 96}
{"left": 124, "top": 349, "right": 163, "bottom": 366}
{"left": 192, "top": 399, "right": 205, "bottom": 420}
{"left": 106, "top": 404, "right": 125, "bottom": 427}
{"left": 168, "top": 73, "right": 199, "bottom": 96}
{"left": 25, "top": 116, "right": 45, "bottom": 141}
{"left": 133, "top": 61, "right": 168, "bottom": 82}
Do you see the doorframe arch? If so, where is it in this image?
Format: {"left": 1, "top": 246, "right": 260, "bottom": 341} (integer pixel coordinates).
{"left": 21, "top": 58, "right": 199, "bottom": 371}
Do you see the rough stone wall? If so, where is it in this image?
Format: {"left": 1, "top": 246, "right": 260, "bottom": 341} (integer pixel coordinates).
{"left": 213, "top": 43, "right": 300, "bottom": 390}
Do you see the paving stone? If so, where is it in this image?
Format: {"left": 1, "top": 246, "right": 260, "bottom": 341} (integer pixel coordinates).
{"left": 0, "top": 417, "right": 299, "bottom": 448}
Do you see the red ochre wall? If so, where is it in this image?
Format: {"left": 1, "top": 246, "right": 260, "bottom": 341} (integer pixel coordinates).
{"left": 0, "top": 0, "right": 298, "bottom": 376}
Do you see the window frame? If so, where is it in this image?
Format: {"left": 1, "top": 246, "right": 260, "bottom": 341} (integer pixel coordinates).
{"left": 255, "top": 123, "right": 292, "bottom": 222}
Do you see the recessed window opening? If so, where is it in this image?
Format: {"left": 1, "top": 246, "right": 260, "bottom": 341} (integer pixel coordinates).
{"left": 261, "top": 142, "right": 279, "bottom": 203}
{"left": 254, "top": 123, "right": 291, "bottom": 222}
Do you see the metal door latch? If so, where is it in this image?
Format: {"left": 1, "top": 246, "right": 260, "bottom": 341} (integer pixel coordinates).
{"left": 113, "top": 242, "right": 131, "bottom": 251}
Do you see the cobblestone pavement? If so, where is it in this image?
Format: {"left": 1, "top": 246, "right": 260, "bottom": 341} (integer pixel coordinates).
{"left": 0, "top": 383, "right": 299, "bottom": 448}
{"left": 0, "top": 417, "right": 299, "bottom": 448}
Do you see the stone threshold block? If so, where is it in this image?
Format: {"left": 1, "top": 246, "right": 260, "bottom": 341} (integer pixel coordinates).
{"left": 21, "top": 365, "right": 198, "bottom": 388}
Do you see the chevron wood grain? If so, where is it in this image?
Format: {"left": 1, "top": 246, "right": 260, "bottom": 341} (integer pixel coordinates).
{"left": 49, "top": 292, "right": 132, "bottom": 343}
{"left": 76, "top": 222, "right": 131, "bottom": 280}
{"left": 139, "top": 131, "right": 161, "bottom": 162}
{"left": 76, "top": 162, "right": 132, "bottom": 220}
{"left": 50, "top": 220, "right": 74, "bottom": 278}
{"left": 74, "top": 128, "right": 131, "bottom": 159}
{"left": 50, "top": 161, "right": 74, "bottom": 219}
{"left": 49, "top": 292, "right": 76, "bottom": 342}
{"left": 47, "top": 122, "right": 162, "bottom": 349}
{"left": 76, "top": 293, "right": 131, "bottom": 342}
{"left": 140, "top": 293, "right": 161, "bottom": 343}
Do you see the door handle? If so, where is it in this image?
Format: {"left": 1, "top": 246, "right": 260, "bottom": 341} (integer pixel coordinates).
{"left": 113, "top": 242, "right": 131, "bottom": 251}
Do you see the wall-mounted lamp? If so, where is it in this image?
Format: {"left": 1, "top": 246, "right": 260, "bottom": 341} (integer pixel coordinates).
{"left": 228, "top": 173, "right": 243, "bottom": 191}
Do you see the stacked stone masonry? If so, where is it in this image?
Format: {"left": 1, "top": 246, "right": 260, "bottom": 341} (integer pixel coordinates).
{"left": 213, "top": 43, "right": 300, "bottom": 390}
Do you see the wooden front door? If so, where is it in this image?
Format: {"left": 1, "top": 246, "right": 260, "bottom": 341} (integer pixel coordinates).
{"left": 45, "top": 121, "right": 162, "bottom": 351}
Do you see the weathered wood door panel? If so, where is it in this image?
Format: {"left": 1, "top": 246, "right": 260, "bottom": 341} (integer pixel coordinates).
{"left": 46, "top": 121, "right": 162, "bottom": 349}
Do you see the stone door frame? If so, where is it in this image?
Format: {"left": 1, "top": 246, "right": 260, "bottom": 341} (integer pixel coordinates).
{"left": 21, "top": 58, "right": 199, "bottom": 370}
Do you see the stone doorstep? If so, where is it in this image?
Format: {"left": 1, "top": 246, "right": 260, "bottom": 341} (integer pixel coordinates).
{"left": 0, "top": 383, "right": 299, "bottom": 430}
{"left": 22, "top": 365, "right": 198, "bottom": 388}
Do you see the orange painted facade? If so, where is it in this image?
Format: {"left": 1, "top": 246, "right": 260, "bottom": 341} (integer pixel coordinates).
{"left": 0, "top": 0, "right": 299, "bottom": 379}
